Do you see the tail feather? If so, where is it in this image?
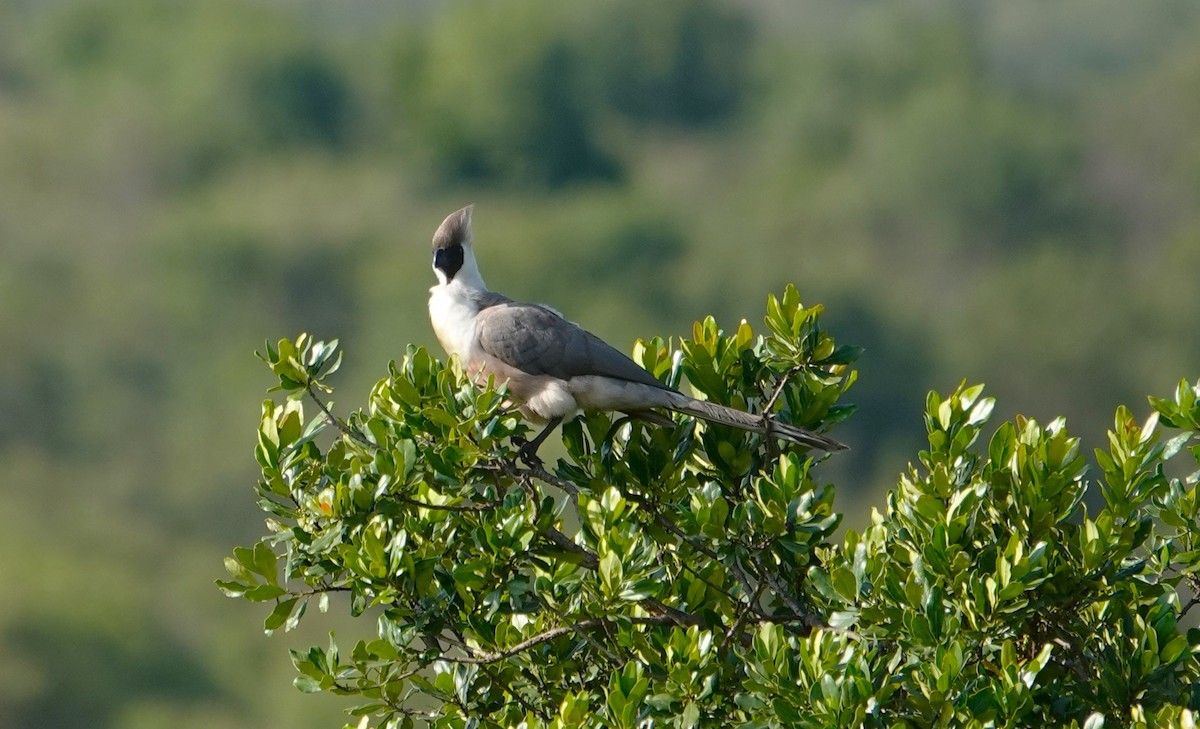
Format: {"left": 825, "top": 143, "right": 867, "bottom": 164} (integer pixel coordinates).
{"left": 667, "top": 395, "right": 847, "bottom": 452}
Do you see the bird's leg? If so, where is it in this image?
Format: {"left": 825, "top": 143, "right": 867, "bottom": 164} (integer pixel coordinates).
{"left": 514, "top": 416, "right": 563, "bottom": 468}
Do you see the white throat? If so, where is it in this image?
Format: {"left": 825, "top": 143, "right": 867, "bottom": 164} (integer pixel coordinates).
{"left": 428, "top": 245, "right": 487, "bottom": 361}
{"left": 432, "top": 244, "right": 485, "bottom": 290}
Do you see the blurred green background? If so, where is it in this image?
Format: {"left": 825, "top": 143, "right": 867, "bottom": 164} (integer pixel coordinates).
{"left": 2, "top": 0, "right": 1199, "bottom": 726}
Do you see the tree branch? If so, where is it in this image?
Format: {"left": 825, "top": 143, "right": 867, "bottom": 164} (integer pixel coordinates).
{"left": 763, "top": 365, "right": 803, "bottom": 419}
{"left": 756, "top": 555, "right": 807, "bottom": 618}
{"left": 539, "top": 515, "right": 703, "bottom": 629}
{"left": 640, "top": 598, "right": 706, "bottom": 627}
{"left": 478, "top": 664, "right": 547, "bottom": 721}
{"left": 762, "top": 365, "right": 804, "bottom": 450}
{"left": 298, "top": 584, "right": 351, "bottom": 596}
{"left": 441, "top": 615, "right": 680, "bottom": 665}
{"left": 542, "top": 526, "right": 599, "bottom": 570}
{"left": 487, "top": 458, "right": 579, "bottom": 496}
{"left": 396, "top": 495, "right": 500, "bottom": 513}
{"left": 538, "top": 595, "right": 622, "bottom": 667}
{"left": 720, "top": 581, "right": 765, "bottom": 653}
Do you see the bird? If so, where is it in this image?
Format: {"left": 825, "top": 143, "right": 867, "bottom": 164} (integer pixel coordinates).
{"left": 426, "top": 205, "right": 847, "bottom": 464}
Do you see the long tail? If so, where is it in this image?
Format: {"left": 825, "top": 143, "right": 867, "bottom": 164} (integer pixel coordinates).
{"left": 666, "top": 394, "right": 847, "bottom": 452}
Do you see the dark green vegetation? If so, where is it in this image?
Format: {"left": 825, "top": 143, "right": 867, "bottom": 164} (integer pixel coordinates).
{"left": 235, "top": 300, "right": 1200, "bottom": 726}
{"left": 3, "top": 0, "right": 1200, "bottom": 726}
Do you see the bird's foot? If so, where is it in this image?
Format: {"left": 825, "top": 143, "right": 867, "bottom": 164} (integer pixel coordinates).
{"left": 518, "top": 445, "right": 545, "bottom": 470}
{"left": 510, "top": 435, "right": 545, "bottom": 470}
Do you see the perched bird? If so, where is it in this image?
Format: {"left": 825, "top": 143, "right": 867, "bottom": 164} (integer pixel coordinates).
{"left": 426, "top": 205, "right": 846, "bottom": 462}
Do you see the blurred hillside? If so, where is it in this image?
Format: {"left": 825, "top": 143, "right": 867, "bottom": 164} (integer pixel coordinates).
{"left": 2, "top": 0, "right": 1199, "bottom": 726}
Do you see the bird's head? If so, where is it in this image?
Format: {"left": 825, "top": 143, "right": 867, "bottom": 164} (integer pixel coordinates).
{"left": 431, "top": 204, "right": 483, "bottom": 287}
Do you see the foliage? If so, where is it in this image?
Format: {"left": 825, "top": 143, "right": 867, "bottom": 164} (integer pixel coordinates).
{"left": 228, "top": 288, "right": 1200, "bottom": 727}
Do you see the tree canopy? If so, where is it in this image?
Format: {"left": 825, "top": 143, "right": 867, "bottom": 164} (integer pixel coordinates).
{"left": 225, "top": 288, "right": 1200, "bottom": 727}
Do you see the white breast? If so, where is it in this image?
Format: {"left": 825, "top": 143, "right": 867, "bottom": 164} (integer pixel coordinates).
{"left": 428, "top": 282, "right": 480, "bottom": 362}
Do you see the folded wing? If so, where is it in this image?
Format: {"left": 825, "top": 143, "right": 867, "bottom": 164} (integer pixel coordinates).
{"left": 475, "top": 302, "right": 667, "bottom": 389}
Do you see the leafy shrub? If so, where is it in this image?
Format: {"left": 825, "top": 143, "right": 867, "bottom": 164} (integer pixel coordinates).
{"left": 224, "top": 287, "right": 1200, "bottom": 727}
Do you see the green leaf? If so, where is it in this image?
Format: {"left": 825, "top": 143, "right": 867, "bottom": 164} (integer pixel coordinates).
{"left": 215, "top": 579, "right": 248, "bottom": 597}
{"left": 681, "top": 701, "right": 700, "bottom": 728}
{"left": 1083, "top": 712, "right": 1105, "bottom": 729}
{"left": 599, "top": 550, "right": 623, "bottom": 596}
{"left": 253, "top": 541, "right": 279, "bottom": 585}
{"left": 1162, "top": 433, "right": 1192, "bottom": 461}
{"left": 1160, "top": 635, "right": 1188, "bottom": 665}
{"left": 244, "top": 584, "right": 288, "bottom": 601}
{"left": 831, "top": 567, "right": 858, "bottom": 602}
{"left": 265, "top": 598, "right": 299, "bottom": 632}
{"left": 293, "top": 674, "right": 322, "bottom": 694}
{"left": 966, "top": 397, "right": 995, "bottom": 426}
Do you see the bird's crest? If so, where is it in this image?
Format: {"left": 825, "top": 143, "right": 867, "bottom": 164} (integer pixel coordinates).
{"left": 432, "top": 205, "right": 474, "bottom": 250}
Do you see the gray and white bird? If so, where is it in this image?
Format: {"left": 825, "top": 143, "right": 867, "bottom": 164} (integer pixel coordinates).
{"left": 426, "top": 205, "right": 847, "bottom": 462}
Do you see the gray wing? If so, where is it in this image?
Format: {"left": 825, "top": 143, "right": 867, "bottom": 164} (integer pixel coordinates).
{"left": 475, "top": 302, "right": 668, "bottom": 389}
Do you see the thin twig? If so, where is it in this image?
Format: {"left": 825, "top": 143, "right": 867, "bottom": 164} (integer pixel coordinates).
{"left": 298, "top": 585, "right": 352, "bottom": 596}
{"left": 540, "top": 522, "right": 703, "bottom": 628}
{"left": 1183, "top": 594, "right": 1200, "bottom": 618}
{"left": 1182, "top": 576, "right": 1200, "bottom": 618}
{"left": 396, "top": 495, "right": 499, "bottom": 513}
{"left": 479, "top": 664, "right": 548, "bottom": 721}
{"left": 761, "top": 365, "right": 803, "bottom": 457}
{"left": 720, "top": 582, "right": 766, "bottom": 653}
{"left": 488, "top": 458, "right": 579, "bottom": 496}
{"left": 631, "top": 492, "right": 857, "bottom": 641}
{"left": 768, "top": 610, "right": 863, "bottom": 641}
{"left": 750, "top": 554, "right": 859, "bottom": 639}
{"left": 676, "top": 558, "right": 741, "bottom": 608}
{"left": 763, "top": 365, "right": 804, "bottom": 418}
{"left": 756, "top": 555, "right": 807, "bottom": 618}
{"left": 440, "top": 615, "right": 680, "bottom": 665}
{"left": 538, "top": 595, "right": 623, "bottom": 666}
{"left": 620, "top": 489, "right": 721, "bottom": 560}
{"left": 627, "top": 489, "right": 761, "bottom": 612}
{"left": 331, "top": 678, "right": 421, "bottom": 719}
{"left": 433, "top": 632, "right": 467, "bottom": 651}
{"left": 304, "top": 381, "right": 381, "bottom": 451}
